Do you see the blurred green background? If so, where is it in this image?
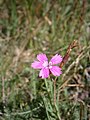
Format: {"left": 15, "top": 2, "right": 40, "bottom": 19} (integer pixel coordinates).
{"left": 0, "top": 0, "right": 90, "bottom": 120}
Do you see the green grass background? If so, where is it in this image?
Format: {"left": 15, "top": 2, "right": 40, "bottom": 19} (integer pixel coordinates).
{"left": 0, "top": 0, "right": 90, "bottom": 120}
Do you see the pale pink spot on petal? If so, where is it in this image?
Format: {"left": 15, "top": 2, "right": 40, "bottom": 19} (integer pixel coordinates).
{"left": 42, "top": 61, "right": 48, "bottom": 67}
{"left": 50, "top": 66, "right": 62, "bottom": 76}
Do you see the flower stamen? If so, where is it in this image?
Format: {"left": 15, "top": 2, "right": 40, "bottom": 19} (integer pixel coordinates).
{"left": 42, "top": 61, "right": 48, "bottom": 68}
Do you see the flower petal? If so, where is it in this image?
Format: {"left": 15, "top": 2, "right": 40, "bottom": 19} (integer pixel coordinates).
{"left": 31, "top": 61, "right": 43, "bottom": 69}
{"left": 39, "top": 68, "right": 49, "bottom": 78}
{"left": 37, "top": 53, "right": 48, "bottom": 62}
{"left": 50, "top": 66, "right": 62, "bottom": 76}
{"left": 50, "top": 54, "right": 62, "bottom": 65}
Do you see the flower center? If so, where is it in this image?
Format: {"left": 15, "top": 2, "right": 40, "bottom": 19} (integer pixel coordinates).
{"left": 49, "top": 62, "right": 52, "bottom": 69}
{"left": 42, "top": 61, "right": 48, "bottom": 68}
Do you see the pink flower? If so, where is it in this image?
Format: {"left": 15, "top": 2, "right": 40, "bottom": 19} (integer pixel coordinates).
{"left": 31, "top": 53, "right": 62, "bottom": 78}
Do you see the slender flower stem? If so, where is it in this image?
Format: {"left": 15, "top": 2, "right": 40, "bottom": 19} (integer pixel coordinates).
{"left": 44, "top": 79, "right": 52, "bottom": 105}
{"left": 53, "top": 77, "right": 61, "bottom": 120}
{"left": 53, "top": 79, "right": 56, "bottom": 104}
{"left": 44, "top": 78, "right": 48, "bottom": 91}
{"left": 53, "top": 77, "right": 57, "bottom": 105}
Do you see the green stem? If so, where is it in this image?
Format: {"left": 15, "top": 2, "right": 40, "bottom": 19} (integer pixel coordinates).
{"left": 44, "top": 79, "right": 52, "bottom": 103}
